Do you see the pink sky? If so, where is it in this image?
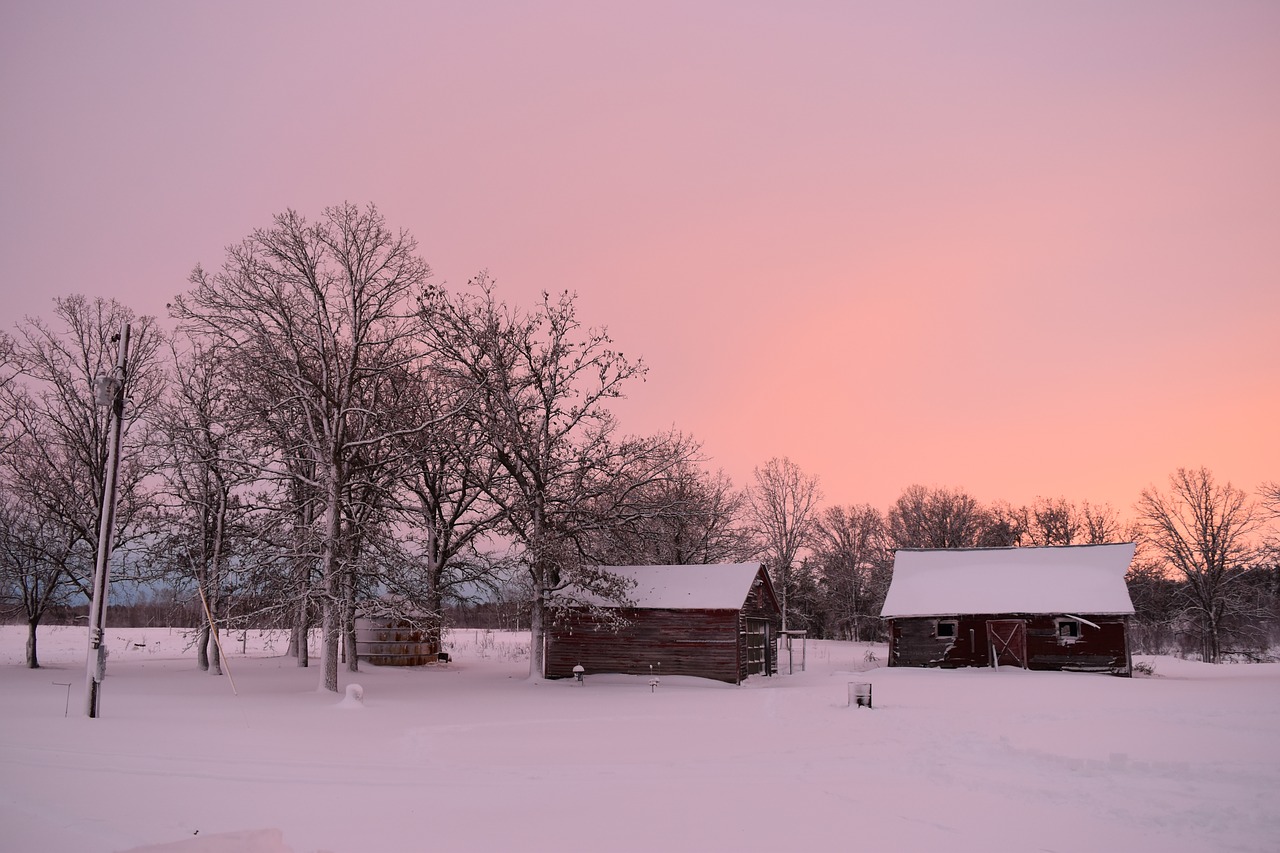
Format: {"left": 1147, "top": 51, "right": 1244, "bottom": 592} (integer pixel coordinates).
{"left": 2, "top": 2, "right": 1276, "bottom": 518}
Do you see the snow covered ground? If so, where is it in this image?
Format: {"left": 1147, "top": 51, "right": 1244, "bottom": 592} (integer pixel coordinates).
{"left": 1, "top": 626, "right": 1277, "bottom": 853}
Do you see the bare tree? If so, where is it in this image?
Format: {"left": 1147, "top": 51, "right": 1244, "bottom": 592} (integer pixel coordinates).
{"left": 0, "top": 479, "right": 85, "bottom": 667}
{"left": 576, "top": 432, "right": 752, "bottom": 563}
{"left": 151, "top": 338, "right": 269, "bottom": 674}
{"left": 0, "top": 331, "right": 16, "bottom": 441}
{"left": 1082, "top": 501, "right": 1123, "bottom": 545}
{"left": 0, "top": 331, "right": 14, "bottom": 372}
{"left": 814, "top": 504, "right": 891, "bottom": 642}
{"left": 1261, "top": 483, "right": 1280, "bottom": 512}
{"left": 887, "top": 484, "right": 989, "bottom": 549}
{"left": 586, "top": 457, "right": 755, "bottom": 566}
{"left": 1023, "top": 497, "right": 1122, "bottom": 546}
{"left": 332, "top": 365, "right": 479, "bottom": 671}
{"left": 385, "top": 370, "right": 505, "bottom": 650}
{"left": 1028, "top": 497, "right": 1077, "bottom": 545}
{"left": 745, "top": 457, "right": 822, "bottom": 631}
{"left": 1137, "top": 467, "right": 1261, "bottom": 662}
{"left": 253, "top": 393, "right": 323, "bottom": 668}
{"left": 1252, "top": 481, "right": 1280, "bottom": 652}
{"left": 1123, "top": 531, "right": 1183, "bottom": 655}
{"left": 1260, "top": 482, "right": 1280, "bottom": 563}
{"left": 673, "top": 466, "right": 756, "bottom": 564}
{"left": 982, "top": 500, "right": 1028, "bottom": 547}
{"left": 6, "top": 297, "right": 165, "bottom": 552}
{"left": 172, "top": 203, "right": 433, "bottom": 692}
{"left": 1, "top": 297, "right": 164, "bottom": 668}
{"left": 418, "top": 278, "right": 663, "bottom": 678}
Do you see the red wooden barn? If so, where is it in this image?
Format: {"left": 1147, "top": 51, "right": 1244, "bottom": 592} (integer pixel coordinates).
{"left": 544, "top": 562, "right": 782, "bottom": 684}
{"left": 881, "top": 543, "right": 1137, "bottom": 676}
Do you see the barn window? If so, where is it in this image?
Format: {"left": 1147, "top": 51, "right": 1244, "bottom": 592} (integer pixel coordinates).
{"left": 935, "top": 620, "right": 957, "bottom": 640}
{"left": 1056, "top": 619, "right": 1081, "bottom": 641}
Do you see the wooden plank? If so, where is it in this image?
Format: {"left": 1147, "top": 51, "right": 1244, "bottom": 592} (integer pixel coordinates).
{"left": 547, "top": 608, "right": 742, "bottom": 683}
{"left": 546, "top": 566, "right": 784, "bottom": 684}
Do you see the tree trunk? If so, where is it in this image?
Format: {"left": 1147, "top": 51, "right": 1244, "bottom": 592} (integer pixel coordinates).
{"left": 320, "top": 467, "right": 342, "bottom": 692}
{"left": 210, "top": 489, "right": 226, "bottom": 677}
{"left": 295, "top": 597, "right": 309, "bottom": 667}
{"left": 290, "top": 504, "right": 312, "bottom": 665}
{"left": 1204, "top": 614, "right": 1220, "bottom": 663}
{"left": 209, "top": 624, "right": 222, "bottom": 676}
{"left": 422, "top": 540, "right": 445, "bottom": 651}
{"left": 25, "top": 618, "right": 39, "bottom": 669}
{"left": 293, "top": 543, "right": 311, "bottom": 667}
{"left": 197, "top": 623, "right": 210, "bottom": 671}
{"left": 425, "top": 569, "right": 444, "bottom": 654}
{"left": 196, "top": 562, "right": 210, "bottom": 670}
{"left": 322, "top": 595, "right": 339, "bottom": 691}
{"left": 528, "top": 587, "right": 546, "bottom": 679}
{"left": 344, "top": 622, "right": 358, "bottom": 670}
{"left": 209, "top": 585, "right": 222, "bottom": 676}
{"left": 342, "top": 561, "right": 358, "bottom": 673}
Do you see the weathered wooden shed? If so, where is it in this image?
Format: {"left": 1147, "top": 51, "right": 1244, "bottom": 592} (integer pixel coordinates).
{"left": 881, "top": 543, "right": 1137, "bottom": 676}
{"left": 544, "top": 562, "right": 782, "bottom": 684}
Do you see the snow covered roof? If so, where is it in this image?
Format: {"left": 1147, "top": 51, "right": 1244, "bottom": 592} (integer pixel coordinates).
{"left": 880, "top": 543, "right": 1136, "bottom": 618}
{"left": 581, "top": 563, "right": 767, "bottom": 610}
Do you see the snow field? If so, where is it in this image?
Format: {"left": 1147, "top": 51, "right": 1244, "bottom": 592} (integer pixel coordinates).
{"left": 1, "top": 626, "right": 1277, "bottom": 853}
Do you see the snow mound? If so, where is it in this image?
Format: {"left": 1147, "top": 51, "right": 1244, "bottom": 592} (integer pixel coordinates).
{"left": 337, "top": 683, "right": 364, "bottom": 709}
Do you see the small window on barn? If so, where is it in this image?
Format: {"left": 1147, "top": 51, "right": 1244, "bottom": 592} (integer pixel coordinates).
{"left": 935, "top": 620, "right": 957, "bottom": 640}
{"left": 1056, "top": 619, "right": 1080, "bottom": 641}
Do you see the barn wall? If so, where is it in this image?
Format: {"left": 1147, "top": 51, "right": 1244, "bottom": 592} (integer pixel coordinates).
{"left": 889, "top": 614, "right": 1131, "bottom": 674}
{"left": 546, "top": 608, "right": 743, "bottom": 683}
{"left": 742, "top": 577, "right": 782, "bottom": 623}
{"left": 740, "top": 574, "right": 783, "bottom": 679}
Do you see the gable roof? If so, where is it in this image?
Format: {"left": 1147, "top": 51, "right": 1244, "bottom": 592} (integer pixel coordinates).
{"left": 880, "top": 543, "right": 1136, "bottom": 618}
{"left": 577, "top": 562, "right": 769, "bottom": 610}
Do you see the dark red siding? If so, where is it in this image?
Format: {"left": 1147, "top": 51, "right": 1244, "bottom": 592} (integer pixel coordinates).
{"left": 545, "top": 566, "right": 783, "bottom": 684}
{"left": 546, "top": 608, "right": 744, "bottom": 683}
{"left": 888, "top": 614, "right": 1131, "bottom": 675}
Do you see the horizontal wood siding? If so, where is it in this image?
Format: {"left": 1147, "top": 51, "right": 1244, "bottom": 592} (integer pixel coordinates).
{"left": 890, "top": 614, "right": 1130, "bottom": 674}
{"left": 890, "top": 618, "right": 951, "bottom": 668}
{"left": 742, "top": 575, "right": 781, "bottom": 622}
{"left": 547, "top": 608, "right": 743, "bottom": 684}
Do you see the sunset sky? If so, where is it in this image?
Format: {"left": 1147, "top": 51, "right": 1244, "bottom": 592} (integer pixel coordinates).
{"left": 2, "top": 2, "right": 1276, "bottom": 518}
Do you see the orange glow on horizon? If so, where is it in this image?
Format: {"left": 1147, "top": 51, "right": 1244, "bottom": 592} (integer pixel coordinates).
{"left": 1, "top": 2, "right": 1276, "bottom": 520}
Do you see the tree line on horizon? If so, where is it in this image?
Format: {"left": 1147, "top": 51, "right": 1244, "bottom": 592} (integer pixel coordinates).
{"left": 2, "top": 204, "right": 1277, "bottom": 682}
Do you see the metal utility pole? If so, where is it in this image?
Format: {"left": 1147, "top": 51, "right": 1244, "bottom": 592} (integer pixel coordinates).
{"left": 85, "top": 322, "right": 129, "bottom": 718}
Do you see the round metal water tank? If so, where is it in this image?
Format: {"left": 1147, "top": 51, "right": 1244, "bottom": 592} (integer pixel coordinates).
{"left": 354, "top": 618, "right": 438, "bottom": 666}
